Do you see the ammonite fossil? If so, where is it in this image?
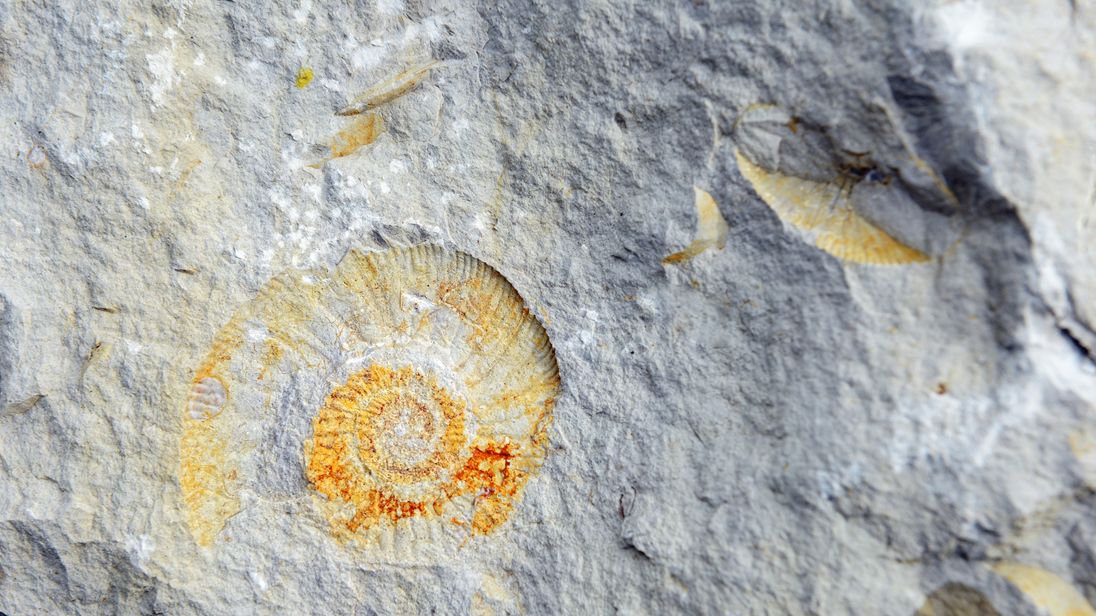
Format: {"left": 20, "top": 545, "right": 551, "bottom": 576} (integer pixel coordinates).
{"left": 179, "top": 245, "right": 560, "bottom": 547}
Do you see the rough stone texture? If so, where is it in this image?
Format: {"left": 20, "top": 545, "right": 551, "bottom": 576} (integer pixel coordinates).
{"left": 1, "top": 0, "right": 1094, "bottom": 614}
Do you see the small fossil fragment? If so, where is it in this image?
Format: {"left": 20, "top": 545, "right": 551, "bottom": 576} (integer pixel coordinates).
{"left": 329, "top": 113, "right": 384, "bottom": 158}
{"left": 186, "top": 377, "right": 227, "bottom": 421}
{"left": 336, "top": 60, "right": 439, "bottom": 116}
{"left": 663, "top": 187, "right": 729, "bottom": 264}
{"left": 991, "top": 562, "right": 1096, "bottom": 616}
{"left": 309, "top": 113, "right": 385, "bottom": 168}
{"left": 733, "top": 104, "right": 930, "bottom": 265}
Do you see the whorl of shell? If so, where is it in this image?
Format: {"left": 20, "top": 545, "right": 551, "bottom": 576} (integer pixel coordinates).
{"left": 179, "top": 245, "right": 560, "bottom": 549}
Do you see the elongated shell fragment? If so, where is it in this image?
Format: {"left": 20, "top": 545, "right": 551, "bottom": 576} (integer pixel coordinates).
{"left": 178, "top": 245, "right": 560, "bottom": 549}
{"left": 337, "top": 60, "right": 439, "bottom": 116}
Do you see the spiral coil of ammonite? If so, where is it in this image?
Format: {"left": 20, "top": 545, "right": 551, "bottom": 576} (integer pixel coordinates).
{"left": 179, "top": 245, "right": 560, "bottom": 548}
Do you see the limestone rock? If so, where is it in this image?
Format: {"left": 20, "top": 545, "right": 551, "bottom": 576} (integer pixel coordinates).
{"left": 0, "top": 1, "right": 1094, "bottom": 614}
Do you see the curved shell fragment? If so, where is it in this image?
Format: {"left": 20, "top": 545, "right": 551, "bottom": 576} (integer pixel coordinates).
{"left": 734, "top": 148, "right": 929, "bottom": 265}
{"left": 663, "top": 187, "right": 729, "bottom": 264}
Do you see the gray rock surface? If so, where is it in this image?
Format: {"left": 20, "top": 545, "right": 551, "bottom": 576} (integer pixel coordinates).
{"left": 1, "top": 0, "right": 1094, "bottom": 614}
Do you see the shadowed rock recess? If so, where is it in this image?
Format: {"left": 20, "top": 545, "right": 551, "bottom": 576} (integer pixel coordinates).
{"left": 0, "top": 1, "right": 1093, "bottom": 614}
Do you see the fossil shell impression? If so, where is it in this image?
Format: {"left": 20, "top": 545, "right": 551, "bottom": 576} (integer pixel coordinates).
{"left": 733, "top": 104, "right": 930, "bottom": 265}
{"left": 179, "top": 245, "right": 560, "bottom": 548}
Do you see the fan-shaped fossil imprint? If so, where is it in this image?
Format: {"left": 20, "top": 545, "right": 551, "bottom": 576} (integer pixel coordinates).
{"left": 179, "top": 245, "right": 560, "bottom": 547}
{"left": 733, "top": 103, "right": 930, "bottom": 265}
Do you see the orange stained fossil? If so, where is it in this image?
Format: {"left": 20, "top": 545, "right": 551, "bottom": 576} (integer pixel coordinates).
{"left": 306, "top": 366, "right": 531, "bottom": 535}
{"left": 179, "top": 245, "right": 560, "bottom": 547}
{"left": 330, "top": 112, "right": 384, "bottom": 159}
{"left": 307, "top": 113, "right": 386, "bottom": 168}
